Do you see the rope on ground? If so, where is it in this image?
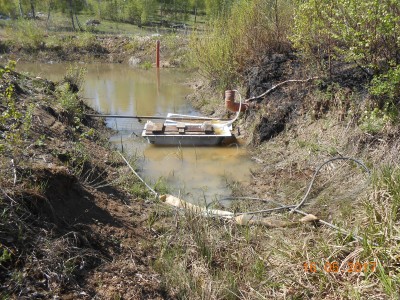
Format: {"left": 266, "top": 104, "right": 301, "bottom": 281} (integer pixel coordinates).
{"left": 117, "top": 151, "right": 159, "bottom": 198}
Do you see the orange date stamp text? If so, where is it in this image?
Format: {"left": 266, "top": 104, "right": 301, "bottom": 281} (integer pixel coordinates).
{"left": 303, "top": 261, "right": 376, "bottom": 273}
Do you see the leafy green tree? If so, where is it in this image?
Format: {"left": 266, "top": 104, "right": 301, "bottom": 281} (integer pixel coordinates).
{"left": 124, "top": 0, "right": 142, "bottom": 24}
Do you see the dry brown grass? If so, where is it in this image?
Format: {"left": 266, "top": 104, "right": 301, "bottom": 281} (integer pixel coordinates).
{"left": 153, "top": 88, "right": 400, "bottom": 299}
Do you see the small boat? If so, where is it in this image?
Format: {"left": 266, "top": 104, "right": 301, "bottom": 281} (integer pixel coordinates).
{"left": 142, "top": 113, "right": 233, "bottom": 146}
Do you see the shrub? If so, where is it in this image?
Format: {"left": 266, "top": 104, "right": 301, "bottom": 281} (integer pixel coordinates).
{"left": 7, "top": 19, "right": 45, "bottom": 50}
{"left": 63, "top": 64, "right": 87, "bottom": 93}
{"left": 190, "top": 0, "right": 294, "bottom": 88}
{"left": 291, "top": 0, "right": 400, "bottom": 73}
{"left": 73, "top": 31, "right": 99, "bottom": 50}
{"left": 370, "top": 65, "right": 400, "bottom": 104}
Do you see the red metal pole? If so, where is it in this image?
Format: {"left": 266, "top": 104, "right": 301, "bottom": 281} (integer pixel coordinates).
{"left": 156, "top": 40, "right": 160, "bottom": 68}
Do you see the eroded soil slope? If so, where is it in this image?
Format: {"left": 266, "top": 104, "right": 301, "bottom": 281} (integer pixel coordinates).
{"left": 0, "top": 66, "right": 166, "bottom": 299}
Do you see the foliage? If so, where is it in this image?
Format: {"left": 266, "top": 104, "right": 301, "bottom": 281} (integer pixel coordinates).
{"left": 358, "top": 65, "right": 400, "bottom": 133}
{"left": 0, "top": 61, "right": 34, "bottom": 154}
{"left": 291, "top": 0, "right": 400, "bottom": 73}
{"left": 73, "top": 31, "right": 97, "bottom": 50}
{"left": 83, "top": 0, "right": 206, "bottom": 24}
{"left": 190, "top": 0, "right": 294, "bottom": 88}
{"left": 359, "top": 106, "right": 393, "bottom": 134}
{"left": 0, "top": 0, "right": 17, "bottom": 18}
{"left": 58, "top": 85, "right": 82, "bottom": 118}
{"left": 139, "top": 0, "right": 158, "bottom": 24}
{"left": 8, "top": 19, "right": 45, "bottom": 50}
{"left": 370, "top": 65, "right": 400, "bottom": 103}
{"left": 204, "top": 0, "right": 234, "bottom": 18}
{"left": 55, "top": 64, "right": 86, "bottom": 124}
{"left": 64, "top": 63, "right": 87, "bottom": 93}
{"left": 140, "top": 61, "right": 152, "bottom": 70}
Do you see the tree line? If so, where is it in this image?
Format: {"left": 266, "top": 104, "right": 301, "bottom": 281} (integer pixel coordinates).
{"left": 0, "top": 0, "right": 240, "bottom": 26}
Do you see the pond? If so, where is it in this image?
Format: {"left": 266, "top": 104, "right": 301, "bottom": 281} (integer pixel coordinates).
{"left": 17, "top": 63, "right": 256, "bottom": 204}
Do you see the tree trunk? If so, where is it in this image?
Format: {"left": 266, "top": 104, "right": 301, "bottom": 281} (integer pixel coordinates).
{"left": 97, "top": 0, "right": 101, "bottom": 19}
{"left": 18, "top": 0, "right": 24, "bottom": 18}
{"left": 68, "top": 0, "right": 76, "bottom": 31}
{"left": 30, "top": 0, "right": 35, "bottom": 19}
{"left": 46, "top": 0, "right": 53, "bottom": 28}
{"left": 75, "top": 13, "right": 83, "bottom": 31}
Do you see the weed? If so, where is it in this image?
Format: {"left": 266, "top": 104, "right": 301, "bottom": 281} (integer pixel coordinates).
{"left": 130, "top": 182, "right": 151, "bottom": 199}
{"left": 140, "top": 61, "right": 153, "bottom": 70}
{"left": 359, "top": 106, "right": 394, "bottom": 134}
{"left": 123, "top": 38, "right": 140, "bottom": 52}
{"left": 0, "top": 248, "right": 12, "bottom": 265}
{"left": 73, "top": 31, "right": 99, "bottom": 50}
{"left": 147, "top": 211, "right": 159, "bottom": 229}
{"left": 64, "top": 64, "right": 87, "bottom": 93}
{"left": 154, "top": 177, "right": 169, "bottom": 195}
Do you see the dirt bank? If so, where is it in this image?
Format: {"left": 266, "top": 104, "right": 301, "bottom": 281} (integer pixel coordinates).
{"left": 0, "top": 64, "right": 168, "bottom": 299}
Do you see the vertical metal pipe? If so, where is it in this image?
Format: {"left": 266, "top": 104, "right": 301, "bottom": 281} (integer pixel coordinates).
{"left": 225, "top": 90, "right": 249, "bottom": 112}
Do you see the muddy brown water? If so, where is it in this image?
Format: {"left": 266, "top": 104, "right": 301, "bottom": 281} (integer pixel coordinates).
{"left": 18, "top": 63, "right": 256, "bottom": 203}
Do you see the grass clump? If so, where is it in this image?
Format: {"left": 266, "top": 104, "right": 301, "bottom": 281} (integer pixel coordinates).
{"left": 55, "top": 64, "right": 87, "bottom": 123}
{"left": 190, "top": 0, "right": 294, "bottom": 88}
{"left": 359, "top": 165, "right": 400, "bottom": 298}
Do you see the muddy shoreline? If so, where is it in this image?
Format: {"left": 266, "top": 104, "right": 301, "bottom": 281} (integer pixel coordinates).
{"left": 1, "top": 33, "right": 186, "bottom": 68}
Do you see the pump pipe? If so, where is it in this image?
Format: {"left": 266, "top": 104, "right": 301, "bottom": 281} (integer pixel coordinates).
{"left": 225, "top": 90, "right": 249, "bottom": 112}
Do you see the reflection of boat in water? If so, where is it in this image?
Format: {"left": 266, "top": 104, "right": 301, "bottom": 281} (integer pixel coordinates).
{"left": 142, "top": 113, "right": 233, "bottom": 146}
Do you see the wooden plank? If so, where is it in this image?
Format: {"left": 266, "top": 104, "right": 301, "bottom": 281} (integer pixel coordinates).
{"left": 203, "top": 122, "right": 213, "bottom": 133}
{"left": 186, "top": 125, "right": 204, "bottom": 132}
{"left": 152, "top": 122, "right": 164, "bottom": 133}
{"left": 176, "top": 122, "right": 186, "bottom": 129}
{"left": 164, "top": 125, "right": 178, "bottom": 132}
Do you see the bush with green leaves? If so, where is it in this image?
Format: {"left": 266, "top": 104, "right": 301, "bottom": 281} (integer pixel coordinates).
{"left": 370, "top": 65, "right": 400, "bottom": 104}
{"left": 291, "top": 0, "right": 400, "bottom": 73}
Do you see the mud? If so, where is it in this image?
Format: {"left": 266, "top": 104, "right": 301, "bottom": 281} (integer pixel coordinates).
{"left": 243, "top": 53, "right": 372, "bottom": 144}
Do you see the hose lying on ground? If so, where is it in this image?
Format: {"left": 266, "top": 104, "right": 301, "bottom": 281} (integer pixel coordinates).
{"left": 119, "top": 151, "right": 371, "bottom": 242}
